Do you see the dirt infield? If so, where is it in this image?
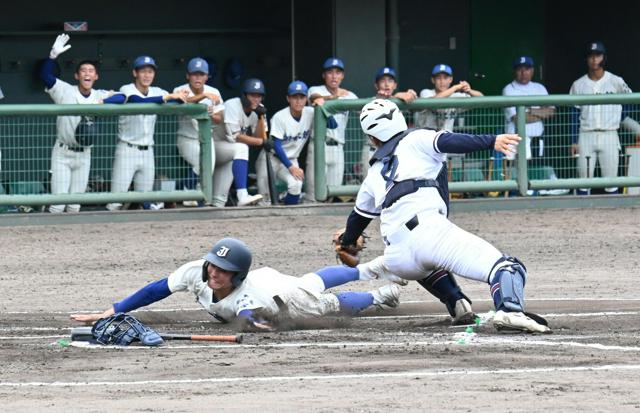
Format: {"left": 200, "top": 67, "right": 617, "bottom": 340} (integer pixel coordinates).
{"left": 1, "top": 206, "right": 639, "bottom": 412}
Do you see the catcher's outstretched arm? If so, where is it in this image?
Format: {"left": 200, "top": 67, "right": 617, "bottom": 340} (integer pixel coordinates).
{"left": 342, "top": 209, "right": 372, "bottom": 245}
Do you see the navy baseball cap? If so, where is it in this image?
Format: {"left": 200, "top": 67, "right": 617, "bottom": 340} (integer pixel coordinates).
{"left": 323, "top": 57, "right": 345, "bottom": 71}
{"left": 513, "top": 56, "right": 534, "bottom": 68}
{"left": 287, "top": 80, "right": 308, "bottom": 96}
{"left": 187, "top": 57, "right": 209, "bottom": 74}
{"left": 586, "top": 41, "right": 606, "bottom": 56}
{"left": 375, "top": 67, "right": 397, "bottom": 82}
{"left": 432, "top": 64, "right": 453, "bottom": 76}
{"left": 133, "top": 55, "right": 157, "bottom": 70}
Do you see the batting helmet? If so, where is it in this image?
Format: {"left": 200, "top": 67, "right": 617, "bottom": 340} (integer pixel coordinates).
{"left": 585, "top": 41, "right": 606, "bottom": 57}
{"left": 202, "top": 238, "right": 252, "bottom": 287}
{"left": 359, "top": 99, "right": 407, "bottom": 142}
{"left": 242, "top": 78, "right": 266, "bottom": 95}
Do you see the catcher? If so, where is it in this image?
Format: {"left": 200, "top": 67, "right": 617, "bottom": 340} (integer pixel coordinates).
{"left": 71, "top": 237, "right": 403, "bottom": 331}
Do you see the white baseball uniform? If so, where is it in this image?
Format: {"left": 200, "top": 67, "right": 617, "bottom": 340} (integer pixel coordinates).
{"left": 256, "top": 106, "right": 314, "bottom": 200}
{"left": 413, "top": 89, "right": 470, "bottom": 131}
{"left": 45, "top": 78, "right": 111, "bottom": 213}
{"left": 355, "top": 129, "right": 503, "bottom": 283}
{"left": 570, "top": 71, "right": 631, "bottom": 191}
{"left": 106, "top": 83, "right": 168, "bottom": 211}
{"left": 175, "top": 84, "right": 223, "bottom": 176}
{"left": 502, "top": 80, "right": 550, "bottom": 160}
{"left": 167, "top": 259, "right": 339, "bottom": 322}
{"left": 306, "top": 85, "right": 357, "bottom": 200}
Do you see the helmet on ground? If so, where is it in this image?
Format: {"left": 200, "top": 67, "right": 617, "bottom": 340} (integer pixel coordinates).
{"left": 202, "top": 238, "right": 252, "bottom": 287}
{"left": 359, "top": 99, "right": 407, "bottom": 142}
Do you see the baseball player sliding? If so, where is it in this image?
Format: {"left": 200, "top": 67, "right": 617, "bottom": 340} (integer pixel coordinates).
{"left": 570, "top": 41, "right": 640, "bottom": 194}
{"left": 71, "top": 237, "right": 402, "bottom": 331}
{"left": 106, "top": 56, "right": 189, "bottom": 211}
{"left": 256, "top": 80, "right": 313, "bottom": 205}
{"left": 336, "top": 99, "right": 550, "bottom": 333}
{"left": 40, "top": 34, "right": 126, "bottom": 213}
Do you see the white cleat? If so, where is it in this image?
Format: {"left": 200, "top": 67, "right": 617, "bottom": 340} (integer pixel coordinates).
{"left": 370, "top": 284, "right": 401, "bottom": 309}
{"left": 451, "top": 298, "right": 476, "bottom": 325}
{"left": 493, "top": 310, "right": 551, "bottom": 334}
{"left": 358, "top": 256, "right": 409, "bottom": 286}
{"left": 237, "top": 194, "right": 263, "bottom": 206}
{"left": 182, "top": 200, "right": 199, "bottom": 207}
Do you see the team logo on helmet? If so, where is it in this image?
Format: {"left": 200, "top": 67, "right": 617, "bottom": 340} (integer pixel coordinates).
{"left": 216, "top": 246, "right": 230, "bottom": 257}
{"left": 254, "top": 81, "right": 261, "bottom": 89}
{"left": 375, "top": 108, "right": 396, "bottom": 121}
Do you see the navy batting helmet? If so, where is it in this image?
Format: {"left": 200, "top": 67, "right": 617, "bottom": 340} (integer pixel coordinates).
{"left": 585, "top": 41, "right": 606, "bottom": 57}
{"left": 202, "top": 238, "right": 252, "bottom": 287}
{"left": 242, "top": 78, "right": 266, "bottom": 95}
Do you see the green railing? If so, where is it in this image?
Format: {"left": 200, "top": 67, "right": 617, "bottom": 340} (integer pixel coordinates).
{"left": 313, "top": 94, "right": 640, "bottom": 201}
{"left": 0, "top": 103, "right": 212, "bottom": 207}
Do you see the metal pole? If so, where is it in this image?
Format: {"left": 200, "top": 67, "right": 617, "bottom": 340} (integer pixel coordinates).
{"left": 516, "top": 106, "right": 529, "bottom": 196}
{"left": 313, "top": 106, "right": 328, "bottom": 201}
{"left": 386, "top": 0, "right": 400, "bottom": 76}
{"left": 198, "top": 116, "right": 213, "bottom": 205}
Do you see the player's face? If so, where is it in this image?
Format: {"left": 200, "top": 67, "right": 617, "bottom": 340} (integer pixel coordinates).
{"left": 205, "top": 263, "right": 235, "bottom": 290}
{"left": 375, "top": 76, "right": 397, "bottom": 97}
{"left": 74, "top": 64, "right": 99, "bottom": 92}
{"left": 245, "top": 93, "right": 263, "bottom": 110}
{"left": 587, "top": 53, "right": 605, "bottom": 71}
{"left": 187, "top": 72, "right": 209, "bottom": 91}
{"left": 431, "top": 73, "right": 453, "bottom": 92}
{"left": 133, "top": 67, "right": 156, "bottom": 88}
{"left": 322, "top": 68, "right": 344, "bottom": 90}
{"left": 287, "top": 94, "right": 307, "bottom": 113}
{"left": 515, "top": 66, "right": 534, "bottom": 84}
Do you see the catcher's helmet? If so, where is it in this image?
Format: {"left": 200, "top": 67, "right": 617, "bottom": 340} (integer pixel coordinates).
{"left": 242, "top": 78, "right": 266, "bottom": 95}
{"left": 202, "top": 238, "right": 252, "bottom": 287}
{"left": 359, "top": 99, "right": 407, "bottom": 142}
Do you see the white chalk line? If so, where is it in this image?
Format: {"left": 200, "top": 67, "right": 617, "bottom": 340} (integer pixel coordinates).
{"left": 4, "top": 297, "right": 639, "bottom": 315}
{"left": 2, "top": 364, "right": 640, "bottom": 388}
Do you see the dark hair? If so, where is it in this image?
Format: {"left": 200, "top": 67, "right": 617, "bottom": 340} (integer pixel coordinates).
{"left": 75, "top": 60, "right": 99, "bottom": 74}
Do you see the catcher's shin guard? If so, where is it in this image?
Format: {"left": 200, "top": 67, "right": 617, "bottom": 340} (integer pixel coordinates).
{"left": 489, "top": 256, "right": 526, "bottom": 312}
{"left": 417, "top": 269, "right": 472, "bottom": 317}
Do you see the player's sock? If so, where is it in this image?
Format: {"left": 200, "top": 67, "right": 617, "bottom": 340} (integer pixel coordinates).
{"left": 232, "top": 159, "right": 249, "bottom": 190}
{"left": 316, "top": 265, "right": 359, "bottom": 288}
{"left": 335, "top": 291, "right": 374, "bottom": 315}
{"left": 283, "top": 193, "right": 300, "bottom": 205}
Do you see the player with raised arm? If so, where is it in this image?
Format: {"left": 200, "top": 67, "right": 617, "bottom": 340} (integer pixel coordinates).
{"left": 41, "top": 34, "right": 126, "bottom": 213}
{"left": 70, "top": 237, "right": 403, "bottom": 331}
{"left": 105, "top": 56, "right": 188, "bottom": 211}
{"left": 173, "top": 57, "right": 225, "bottom": 207}
{"left": 570, "top": 41, "right": 640, "bottom": 195}
{"left": 223, "top": 79, "right": 268, "bottom": 206}
{"left": 336, "top": 99, "right": 551, "bottom": 333}
{"left": 256, "top": 80, "right": 313, "bottom": 205}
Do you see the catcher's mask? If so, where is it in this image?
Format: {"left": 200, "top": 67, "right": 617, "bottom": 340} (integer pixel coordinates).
{"left": 202, "top": 237, "right": 252, "bottom": 287}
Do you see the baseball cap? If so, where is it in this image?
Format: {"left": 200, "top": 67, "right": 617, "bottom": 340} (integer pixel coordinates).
{"left": 287, "top": 80, "right": 308, "bottom": 96}
{"left": 323, "top": 57, "right": 345, "bottom": 71}
{"left": 586, "top": 41, "right": 606, "bottom": 56}
{"left": 375, "top": 67, "right": 397, "bottom": 82}
{"left": 133, "top": 55, "right": 157, "bottom": 70}
{"left": 513, "top": 56, "right": 534, "bottom": 68}
{"left": 432, "top": 64, "right": 453, "bottom": 76}
{"left": 187, "top": 57, "right": 209, "bottom": 74}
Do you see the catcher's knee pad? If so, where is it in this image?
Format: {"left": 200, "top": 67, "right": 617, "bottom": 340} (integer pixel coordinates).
{"left": 489, "top": 256, "right": 527, "bottom": 312}
{"left": 417, "top": 269, "right": 470, "bottom": 317}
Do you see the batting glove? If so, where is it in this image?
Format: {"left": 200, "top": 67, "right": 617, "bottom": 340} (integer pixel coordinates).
{"left": 50, "top": 34, "right": 71, "bottom": 59}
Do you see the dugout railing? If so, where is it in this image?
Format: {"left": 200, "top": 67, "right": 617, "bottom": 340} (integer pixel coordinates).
{"left": 0, "top": 103, "right": 212, "bottom": 208}
{"left": 313, "top": 94, "right": 640, "bottom": 201}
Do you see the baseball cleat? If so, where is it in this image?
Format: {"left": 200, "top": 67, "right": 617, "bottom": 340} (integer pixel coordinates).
{"left": 370, "top": 284, "right": 400, "bottom": 309}
{"left": 182, "top": 200, "right": 199, "bottom": 207}
{"left": 359, "top": 256, "right": 409, "bottom": 286}
{"left": 493, "top": 310, "right": 551, "bottom": 334}
{"left": 451, "top": 298, "right": 476, "bottom": 325}
{"left": 237, "top": 194, "right": 263, "bottom": 206}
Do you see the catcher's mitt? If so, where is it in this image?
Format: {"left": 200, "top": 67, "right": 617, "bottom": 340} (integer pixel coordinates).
{"left": 91, "top": 313, "right": 164, "bottom": 346}
{"left": 332, "top": 228, "right": 366, "bottom": 267}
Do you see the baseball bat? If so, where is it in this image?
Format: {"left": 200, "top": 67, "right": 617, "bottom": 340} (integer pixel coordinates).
{"left": 70, "top": 326, "right": 242, "bottom": 343}
{"left": 259, "top": 114, "right": 278, "bottom": 206}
